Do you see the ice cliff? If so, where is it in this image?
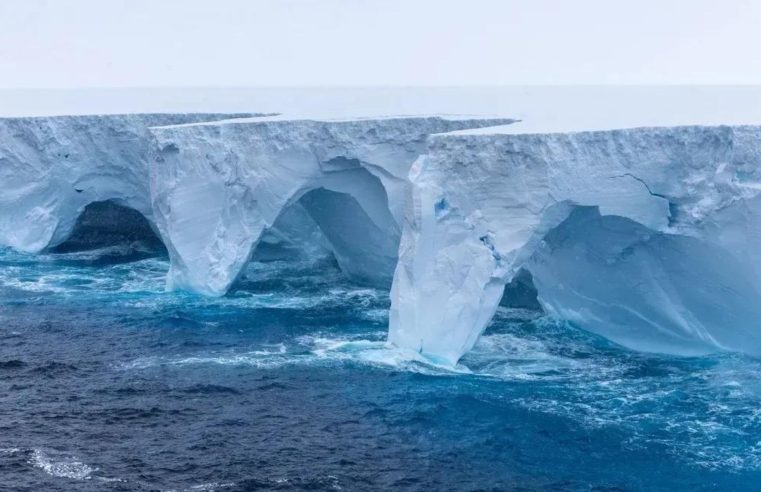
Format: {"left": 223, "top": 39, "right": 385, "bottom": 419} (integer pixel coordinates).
{"left": 388, "top": 124, "right": 761, "bottom": 364}
{"left": 149, "top": 116, "right": 514, "bottom": 295}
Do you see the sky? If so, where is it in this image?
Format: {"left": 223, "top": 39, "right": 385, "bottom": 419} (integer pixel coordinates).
{"left": 0, "top": 0, "right": 760, "bottom": 89}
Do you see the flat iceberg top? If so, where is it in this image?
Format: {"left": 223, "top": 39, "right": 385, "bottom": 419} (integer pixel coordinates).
{"left": 2, "top": 86, "right": 759, "bottom": 130}
{"left": 0, "top": 112, "right": 262, "bottom": 125}
{"left": 149, "top": 116, "right": 518, "bottom": 154}
{"left": 435, "top": 122, "right": 761, "bottom": 140}
{"left": 150, "top": 113, "right": 515, "bottom": 130}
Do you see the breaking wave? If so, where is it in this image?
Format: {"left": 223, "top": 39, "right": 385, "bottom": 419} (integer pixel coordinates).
{"left": 28, "top": 449, "right": 97, "bottom": 480}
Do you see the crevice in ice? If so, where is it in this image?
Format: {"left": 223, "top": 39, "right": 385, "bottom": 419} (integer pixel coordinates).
{"left": 609, "top": 172, "right": 669, "bottom": 200}
{"left": 667, "top": 201, "right": 680, "bottom": 226}
{"left": 48, "top": 200, "right": 166, "bottom": 256}
{"left": 479, "top": 234, "right": 502, "bottom": 266}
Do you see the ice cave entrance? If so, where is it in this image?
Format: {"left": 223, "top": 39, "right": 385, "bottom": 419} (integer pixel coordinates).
{"left": 49, "top": 200, "right": 166, "bottom": 259}
{"left": 499, "top": 268, "right": 542, "bottom": 311}
{"left": 483, "top": 205, "right": 761, "bottom": 357}
{"left": 241, "top": 177, "right": 401, "bottom": 292}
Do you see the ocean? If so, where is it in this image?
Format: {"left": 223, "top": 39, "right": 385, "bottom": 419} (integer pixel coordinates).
{"left": 2, "top": 242, "right": 761, "bottom": 491}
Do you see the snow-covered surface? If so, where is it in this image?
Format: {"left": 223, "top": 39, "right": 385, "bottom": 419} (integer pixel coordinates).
{"left": 151, "top": 113, "right": 502, "bottom": 129}
{"left": 149, "top": 116, "right": 514, "bottom": 296}
{"left": 389, "top": 124, "right": 761, "bottom": 364}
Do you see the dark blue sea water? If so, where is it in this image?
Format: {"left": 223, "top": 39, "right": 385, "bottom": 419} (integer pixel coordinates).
{"left": 2, "top": 244, "right": 761, "bottom": 491}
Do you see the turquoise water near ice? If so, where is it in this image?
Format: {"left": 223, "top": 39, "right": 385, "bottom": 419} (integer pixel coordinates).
{"left": 2, "top": 245, "right": 761, "bottom": 491}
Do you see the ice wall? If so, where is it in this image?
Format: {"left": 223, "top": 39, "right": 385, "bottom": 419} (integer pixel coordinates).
{"left": 149, "top": 116, "right": 514, "bottom": 296}
{"left": 389, "top": 125, "right": 761, "bottom": 364}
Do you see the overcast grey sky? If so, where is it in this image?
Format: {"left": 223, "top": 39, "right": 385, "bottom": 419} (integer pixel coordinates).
{"left": 1, "top": 0, "right": 760, "bottom": 89}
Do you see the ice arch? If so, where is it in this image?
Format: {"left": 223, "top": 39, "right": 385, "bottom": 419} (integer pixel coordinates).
{"left": 155, "top": 152, "right": 400, "bottom": 294}
{"left": 253, "top": 166, "right": 401, "bottom": 288}
{"left": 389, "top": 125, "right": 761, "bottom": 364}
{"left": 149, "top": 116, "right": 513, "bottom": 296}
{"left": 0, "top": 113, "right": 255, "bottom": 253}
{"left": 247, "top": 181, "right": 400, "bottom": 287}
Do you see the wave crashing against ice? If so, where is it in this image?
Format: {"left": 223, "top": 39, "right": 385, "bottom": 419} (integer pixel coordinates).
{"left": 2, "top": 112, "right": 761, "bottom": 363}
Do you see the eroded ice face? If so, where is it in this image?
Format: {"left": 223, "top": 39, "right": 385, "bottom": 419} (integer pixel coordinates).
{"left": 389, "top": 125, "right": 761, "bottom": 364}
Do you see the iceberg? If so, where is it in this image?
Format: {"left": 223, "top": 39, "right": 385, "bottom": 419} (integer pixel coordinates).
{"left": 3, "top": 106, "right": 761, "bottom": 366}
{"left": 388, "top": 124, "right": 761, "bottom": 364}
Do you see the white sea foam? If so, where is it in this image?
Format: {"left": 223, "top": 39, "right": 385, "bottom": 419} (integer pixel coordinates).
{"left": 187, "top": 482, "right": 236, "bottom": 491}
{"left": 120, "top": 332, "right": 472, "bottom": 376}
{"left": 28, "top": 449, "right": 96, "bottom": 480}
{"left": 25, "top": 448, "right": 127, "bottom": 483}
{"left": 117, "top": 344, "right": 290, "bottom": 370}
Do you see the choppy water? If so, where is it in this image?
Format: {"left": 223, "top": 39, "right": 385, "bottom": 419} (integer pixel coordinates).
{"left": 2, "top": 245, "right": 761, "bottom": 491}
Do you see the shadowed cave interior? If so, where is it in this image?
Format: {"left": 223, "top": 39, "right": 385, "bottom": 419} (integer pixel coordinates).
{"left": 49, "top": 200, "right": 166, "bottom": 259}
